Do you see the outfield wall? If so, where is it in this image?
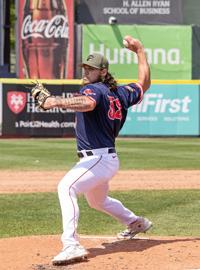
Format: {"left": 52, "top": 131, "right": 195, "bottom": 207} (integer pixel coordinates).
{"left": 82, "top": 25, "right": 192, "bottom": 80}
{"left": 14, "top": 23, "right": 200, "bottom": 80}
{"left": 0, "top": 79, "right": 199, "bottom": 137}
{"left": 121, "top": 84, "right": 199, "bottom": 136}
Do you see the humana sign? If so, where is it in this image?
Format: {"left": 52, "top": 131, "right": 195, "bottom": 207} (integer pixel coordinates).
{"left": 89, "top": 43, "right": 181, "bottom": 65}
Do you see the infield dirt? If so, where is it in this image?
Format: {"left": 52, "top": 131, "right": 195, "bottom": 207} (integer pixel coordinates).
{"left": 1, "top": 170, "right": 200, "bottom": 193}
{"left": 0, "top": 170, "right": 200, "bottom": 270}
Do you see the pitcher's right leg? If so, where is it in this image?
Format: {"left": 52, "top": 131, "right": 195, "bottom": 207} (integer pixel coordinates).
{"left": 53, "top": 155, "right": 105, "bottom": 265}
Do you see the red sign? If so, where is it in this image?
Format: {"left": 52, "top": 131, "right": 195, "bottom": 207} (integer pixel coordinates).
{"left": 7, "top": 91, "right": 27, "bottom": 114}
{"left": 18, "top": 0, "right": 74, "bottom": 79}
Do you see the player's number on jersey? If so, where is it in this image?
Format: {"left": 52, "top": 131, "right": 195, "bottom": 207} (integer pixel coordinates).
{"left": 108, "top": 96, "right": 122, "bottom": 120}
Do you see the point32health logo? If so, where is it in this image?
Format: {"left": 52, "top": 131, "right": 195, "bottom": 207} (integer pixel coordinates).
{"left": 7, "top": 91, "right": 27, "bottom": 114}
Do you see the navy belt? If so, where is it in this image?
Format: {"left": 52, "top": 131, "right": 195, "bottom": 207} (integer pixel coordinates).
{"left": 77, "top": 148, "right": 116, "bottom": 158}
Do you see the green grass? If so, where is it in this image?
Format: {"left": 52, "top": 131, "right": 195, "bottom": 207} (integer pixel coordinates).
{"left": 0, "top": 138, "right": 78, "bottom": 170}
{"left": 116, "top": 137, "right": 200, "bottom": 169}
{"left": 1, "top": 190, "right": 200, "bottom": 238}
{"left": 0, "top": 138, "right": 200, "bottom": 170}
{"left": 1, "top": 138, "right": 199, "bottom": 238}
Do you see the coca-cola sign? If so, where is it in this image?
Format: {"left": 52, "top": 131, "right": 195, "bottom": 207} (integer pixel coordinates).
{"left": 17, "top": 0, "right": 74, "bottom": 79}
{"left": 21, "top": 15, "right": 68, "bottom": 39}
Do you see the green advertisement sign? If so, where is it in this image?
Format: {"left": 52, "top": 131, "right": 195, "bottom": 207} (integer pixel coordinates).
{"left": 82, "top": 25, "right": 191, "bottom": 79}
{"left": 120, "top": 85, "right": 199, "bottom": 136}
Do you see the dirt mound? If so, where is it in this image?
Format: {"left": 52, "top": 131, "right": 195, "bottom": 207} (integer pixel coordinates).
{"left": 1, "top": 170, "right": 200, "bottom": 270}
{"left": 0, "top": 235, "right": 200, "bottom": 270}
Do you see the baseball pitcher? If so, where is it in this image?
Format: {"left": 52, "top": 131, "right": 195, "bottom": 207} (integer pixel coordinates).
{"left": 31, "top": 35, "right": 152, "bottom": 266}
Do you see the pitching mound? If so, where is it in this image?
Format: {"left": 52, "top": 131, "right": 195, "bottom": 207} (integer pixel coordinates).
{"left": 0, "top": 235, "right": 200, "bottom": 270}
{"left": 1, "top": 170, "right": 200, "bottom": 270}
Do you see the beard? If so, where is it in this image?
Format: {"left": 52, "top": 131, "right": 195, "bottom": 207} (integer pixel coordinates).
{"left": 82, "top": 75, "right": 103, "bottom": 86}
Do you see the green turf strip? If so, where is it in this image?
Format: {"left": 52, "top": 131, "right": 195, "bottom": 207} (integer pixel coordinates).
{"left": 1, "top": 190, "right": 200, "bottom": 238}
{"left": 0, "top": 138, "right": 200, "bottom": 170}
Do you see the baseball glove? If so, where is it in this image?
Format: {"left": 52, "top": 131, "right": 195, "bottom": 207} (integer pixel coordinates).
{"left": 31, "top": 81, "right": 51, "bottom": 110}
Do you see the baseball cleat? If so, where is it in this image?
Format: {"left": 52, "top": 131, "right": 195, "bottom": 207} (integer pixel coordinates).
{"left": 52, "top": 244, "right": 88, "bottom": 265}
{"left": 117, "top": 216, "right": 153, "bottom": 240}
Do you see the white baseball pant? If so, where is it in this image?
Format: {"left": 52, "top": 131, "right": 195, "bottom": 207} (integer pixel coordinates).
{"left": 57, "top": 147, "right": 138, "bottom": 248}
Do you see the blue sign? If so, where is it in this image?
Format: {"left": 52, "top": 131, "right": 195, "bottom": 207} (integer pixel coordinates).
{"left": 120, "top": 84, "right": 199, "bottom": 136}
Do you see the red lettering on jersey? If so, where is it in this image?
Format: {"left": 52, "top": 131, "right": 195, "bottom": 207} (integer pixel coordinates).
{"left": 83, "top": 88, "right": 95, "bottom": 95}
{"left": 108, "top": 96, "right": 122, "bottom": 120}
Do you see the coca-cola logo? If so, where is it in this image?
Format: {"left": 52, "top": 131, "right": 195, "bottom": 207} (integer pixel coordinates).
{"left": 21, "top": 15, "right": 68, "bottom": 39}
{"left": 7, "top": 91, "right": 27, "bottom": 114}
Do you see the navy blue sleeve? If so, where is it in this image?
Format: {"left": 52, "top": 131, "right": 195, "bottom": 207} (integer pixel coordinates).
{"left": 118, "top": 83, "right": 143, "bottom": 109}
{"left": 80, "top": 84, "right": 102, "bottom": 105}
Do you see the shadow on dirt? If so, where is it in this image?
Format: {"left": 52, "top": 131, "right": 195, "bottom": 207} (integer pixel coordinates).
{"left": 32, "top": 237, "right": 200, "bottom": 269}
{"left": 88, "top": 237, "right": 200, "bottom": 258}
